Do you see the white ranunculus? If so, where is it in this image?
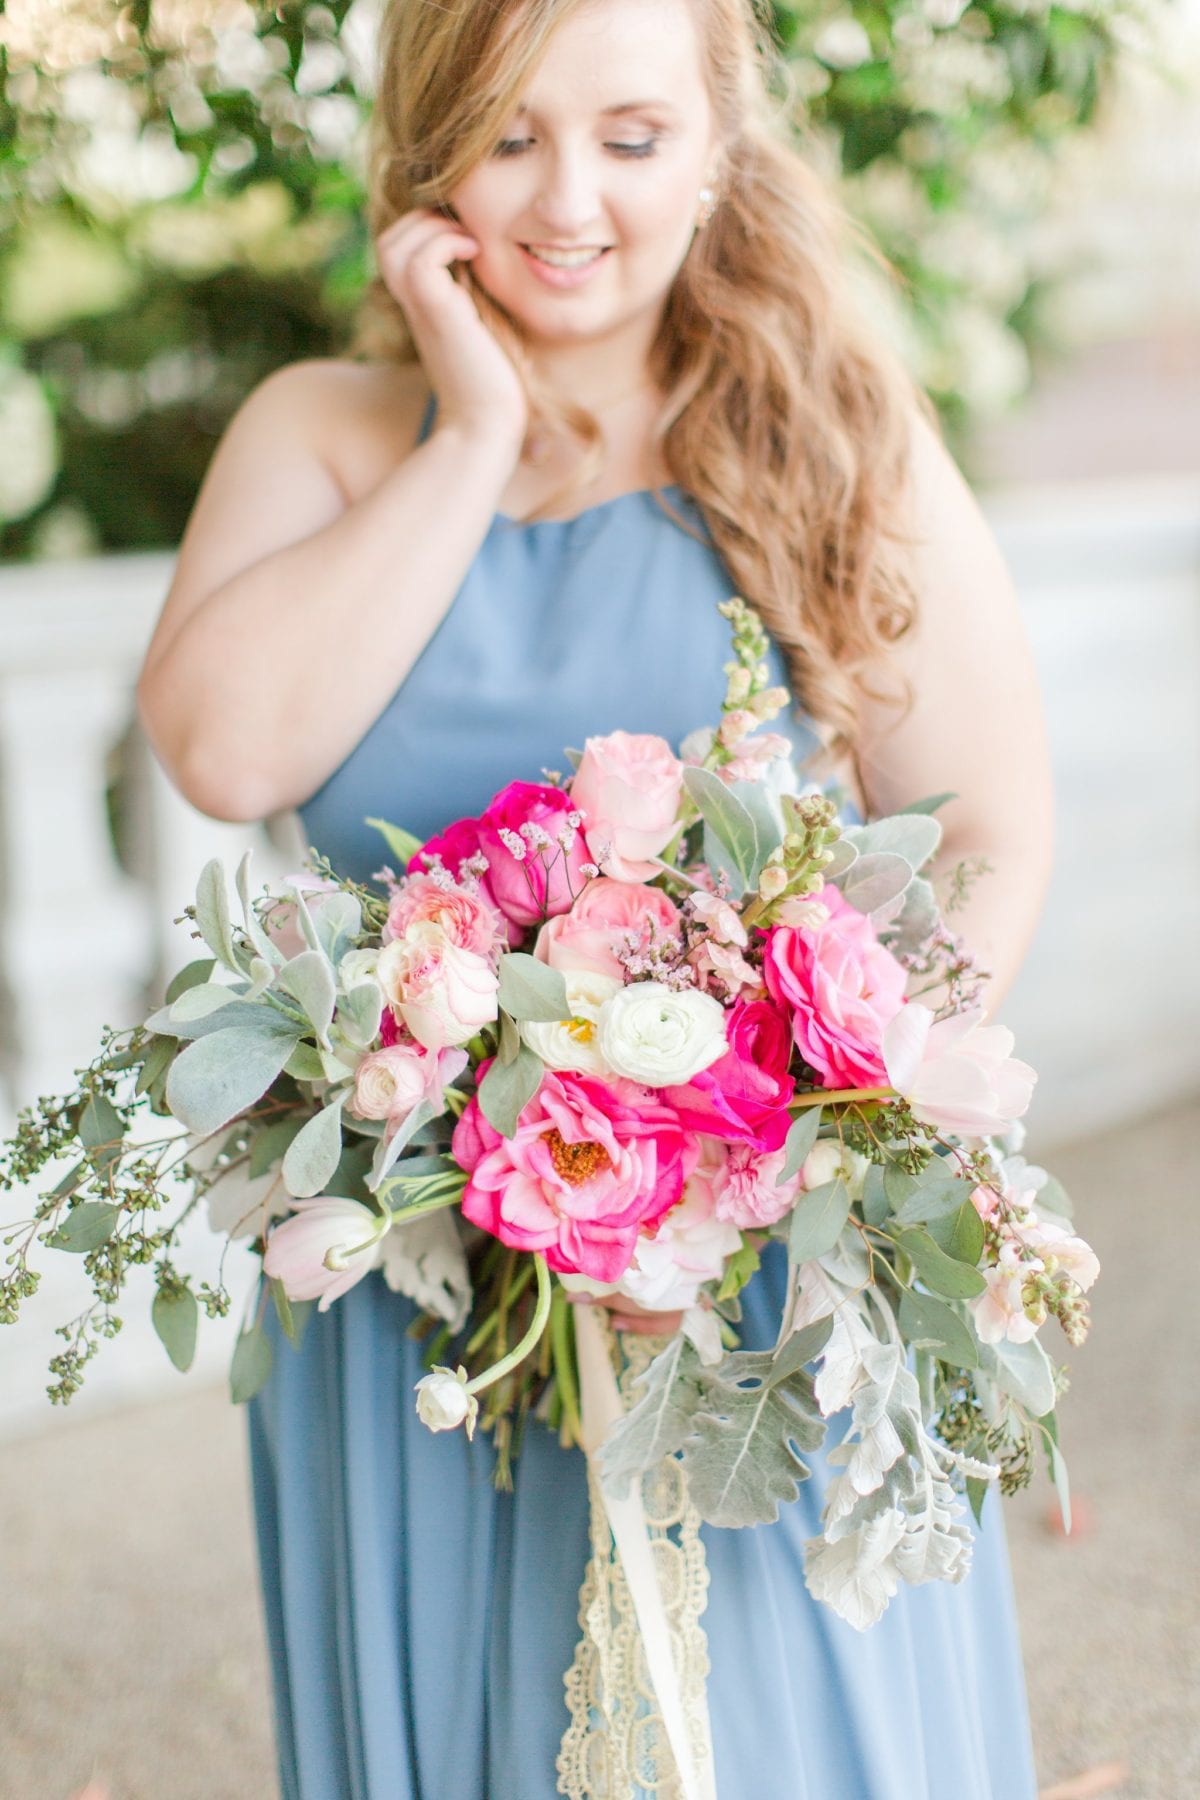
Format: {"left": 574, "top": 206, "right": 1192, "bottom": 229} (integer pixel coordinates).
{"left": 414, "top": 1366, "right": 478, "bottom": 1436}
{"left": 802, "top": 1141, "right": 870, "bottom": 1198}
{"left": 595, "top": 980, "right": 727, "bottom": 1087}
{"left": 338, "top": 947, "right": 380, "bottom": 991}
{"left": 520, "top": 970, "right": 623, "bottom": 1074}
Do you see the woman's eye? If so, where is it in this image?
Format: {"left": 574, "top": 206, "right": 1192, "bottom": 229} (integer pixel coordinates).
{"left": 607, "top": 139, "right": 658, "bottom": 159}
{"left": 493, "top": 138, "right": 532, "bottom": 158}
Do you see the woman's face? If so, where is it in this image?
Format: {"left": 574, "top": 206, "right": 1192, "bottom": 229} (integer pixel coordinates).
{"left": 448, "top": 0, "right": 719, "bottom": 350}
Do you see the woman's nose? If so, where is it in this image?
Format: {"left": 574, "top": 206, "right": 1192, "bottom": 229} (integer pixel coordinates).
{"left": 530, "top": 149, "right": 603, "bottom": 237}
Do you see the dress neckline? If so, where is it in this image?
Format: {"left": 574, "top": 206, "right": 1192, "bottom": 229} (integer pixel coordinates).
{"left": 493, "top": 483, "right": 688, "bottom": 529}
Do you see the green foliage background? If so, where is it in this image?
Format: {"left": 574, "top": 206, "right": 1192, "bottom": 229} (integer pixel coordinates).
{"left": 0, "top": 0, "right": 1153, "bottom": 559}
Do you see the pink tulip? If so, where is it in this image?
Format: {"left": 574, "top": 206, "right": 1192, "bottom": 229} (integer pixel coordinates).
{"left": 882, "top": 1002, "right": 1036, "bottom": 1139}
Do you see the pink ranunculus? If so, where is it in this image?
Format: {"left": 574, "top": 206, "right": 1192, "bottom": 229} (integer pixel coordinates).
{"left": 451, "top": 1065, "right": 697, "bottom": 1283}
{"left": 533, "top": 876, "right": 682, "bottom": 981}
{"left": 476, "top": 781, "right": 593, "bottom": 928}
{"left": 569, "top": 730, "right": 684, "bottom": 882}
{"left": 263, "top": 1197, "right": 383, "bottom": 1311}
{"left": 408, "top": 818, "right": 522, "bottom": 947}
{"left": 376, "top": 926, "right": 499, "bottom": 1051}
{"left": 351, "top": 1042, "right": 466, "bottom": 1122}
{"left": 661, "top": 998, "right": 795, "bottom": 1151}
{"left": 763, "top": 884, "right": 907, "bottom": 1088}
{"left": 712, "top": 1140, "right": 801, "bottom": 1229}
{"left": 882, "top": 1002, "right": 1036, "bottom": 1139}
{"left": 385, "top": 872, "right": 504, "bottom": 959}
{"left": 618, "top": 1138, "right": 740, "bottom": 1311}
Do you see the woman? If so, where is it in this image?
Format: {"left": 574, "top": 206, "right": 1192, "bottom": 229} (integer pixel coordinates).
{"left": 136, "top": 0, "right": 1053, "bottom": 1794}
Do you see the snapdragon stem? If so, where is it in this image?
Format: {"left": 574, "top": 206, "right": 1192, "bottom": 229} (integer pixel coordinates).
{"left": 790, "top": 1086, "right": 894, "bottom": 1108}
{"left": 465, "top": 1254, "right": 553, "bottom": 1398}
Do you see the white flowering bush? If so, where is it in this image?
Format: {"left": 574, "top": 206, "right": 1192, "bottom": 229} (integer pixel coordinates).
{"left": 0, "top": 0, "right": 1160, "bottom": 557}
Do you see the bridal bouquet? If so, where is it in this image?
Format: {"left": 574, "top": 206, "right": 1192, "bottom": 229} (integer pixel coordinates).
{"left": 1, "top": 601, "right": 1096, "bottom": 1651}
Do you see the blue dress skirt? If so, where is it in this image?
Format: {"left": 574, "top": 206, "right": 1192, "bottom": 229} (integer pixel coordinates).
{"left": 247, "top": 395, "right": 1039, "bottom": 1800}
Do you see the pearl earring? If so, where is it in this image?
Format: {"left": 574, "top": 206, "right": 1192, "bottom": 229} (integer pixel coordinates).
{"left": 696, "top": 185, "right": 718, "bottom": 228}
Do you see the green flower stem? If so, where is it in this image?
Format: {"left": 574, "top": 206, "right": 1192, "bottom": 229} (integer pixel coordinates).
{"left": 465, "top": 1253, "right": 552, "bottom": 1399}
{"left": 790, "top": 1086, "right": 895, "bottom": 1108}
{"left": 549, "top": 1287, "right": 582, "bottom": 1446}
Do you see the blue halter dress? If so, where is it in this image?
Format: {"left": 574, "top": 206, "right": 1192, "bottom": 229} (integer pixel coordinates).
{"left": 247, "top": 391, "right": 1039, "bottom": 1800}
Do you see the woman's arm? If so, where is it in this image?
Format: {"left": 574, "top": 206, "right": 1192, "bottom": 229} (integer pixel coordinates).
{"left": 853, "top": 411, "right": 1056, "bottom": 1020}
{"left": 137, "top": 208, "right": 529, "bottom": 823}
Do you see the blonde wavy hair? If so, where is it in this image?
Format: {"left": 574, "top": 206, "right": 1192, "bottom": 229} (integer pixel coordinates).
{"left": 357, "top": 0, "right": 938, "bottom": 780}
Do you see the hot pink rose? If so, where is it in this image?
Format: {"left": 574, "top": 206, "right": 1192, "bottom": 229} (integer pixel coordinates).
{"left": 763, "top": 885, "right": 907, "bottom": 1087}
{"left": 569, "top": 730, "right": 684, "bottom": 882}
{"left": 377, "top": 928, "right": 499, "bottom": 1051}
{"left": 385, "top": 872, "right": 503, "bottom": 959}
{"left": 476, "top": 781, "right": 593, "bottom": 928}
{"left": 452, "top": 1065, "right": 698, "bottom": 1282}
{"left": 533, "top": 876, "right": 682, "bottom": 981}
{"left": 661, "top": 999, "right": 795, "bottom": 1151}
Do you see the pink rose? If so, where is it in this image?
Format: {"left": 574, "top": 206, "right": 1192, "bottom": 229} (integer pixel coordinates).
{"left": 377, "top": 927, "right": 499, "bottom": 1051}
{"left": 477, "top": 781, "right": 593, "bottom": 928}
{"left": 882, "top": 1002, "right": 1036, "bottom": 1138}
{"left": 409, "top": 819, "right": 521, "bottom": 947}
{"left": 385, "top": 872, "right": 504, "bottom": 959}
{"left": 570, "top": 730, "right": 684, "bottom": 882}
{"left": 263, "top": 1197, "right": 384, "bottom": 1311}
{"left": 661, "top": 999, "right": 795, "bottom": 1151}
{"left": 351, "top": 1043, "right": 466, "bottom": 1122}
{"left": 763, "top": 885, "right": 907, "bottom": 1087}
{"left": 452, "top": 1065, "right": 697, "bottom": 1282}
{"left": 533, "top": 876, "right": 682, "bottom": 981}
{"left": 713, "top": 1140, "right": 801, "bottom": 1229}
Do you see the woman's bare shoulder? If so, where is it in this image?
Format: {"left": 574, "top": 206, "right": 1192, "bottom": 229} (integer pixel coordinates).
{"left": 239, "top": 356, "right": 431, "bottom": 477}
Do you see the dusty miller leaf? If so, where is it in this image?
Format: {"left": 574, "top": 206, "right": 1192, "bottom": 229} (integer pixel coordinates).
{"left": 679, "top": 1350, "right": 825, "bottom": 1527}
{"left": 598, "top": 1335, "right": 705, "bottom": 1500}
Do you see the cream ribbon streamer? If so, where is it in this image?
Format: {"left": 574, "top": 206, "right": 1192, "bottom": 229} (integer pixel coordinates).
{"left": 561, "top": 1303, "right": 718, "bottom": 1800}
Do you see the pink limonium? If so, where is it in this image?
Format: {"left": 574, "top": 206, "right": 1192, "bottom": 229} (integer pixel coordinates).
{"left": 569, "top": 730, "right": 684, "bottom": 882}
{"left": 882, "top": 1002, "right": 1036, "bottom": 1139}
{"left": 762, "top": 884, "right": 908, "bottom": 1087}
{"left": 385, "top": 872, "right": 505, "bottom": 959}
{"left": 263, "top": 1197, "right": 389, "bottom": 1311}
{"left": 534, "top": 876, "right": 682, "bottom": 981}
{"left": 451, "top": 1064, "right": 697, "bottom": 1283}
{"left": 477, "top": 781, "right": 593, "bottom": 927}
{"left": 376, "top": 926, "right": 499, "bottom": 1052}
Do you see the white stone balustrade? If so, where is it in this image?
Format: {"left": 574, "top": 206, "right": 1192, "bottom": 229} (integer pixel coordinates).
{"left": 0, "top": 475, "right": 1197, "bottom": 1434}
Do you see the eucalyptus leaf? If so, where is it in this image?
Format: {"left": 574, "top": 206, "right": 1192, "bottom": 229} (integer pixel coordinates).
{"left": 249, "top": 1117, "right": 308, "bottom": 1179}
{"left": 777, "top": 1108, "right": 822, "bottom": 1183}
{"left": 230, "top": 1323, "right": 274, "bottom": 1404}
{"left": 770, "top": 1314, "right": 836, "bottom": 1384}
{"left": 169, "top": 981, "right": 243, "bottom": 1023}
{"left": 897, "top": 1290, "right": 979, "bottom": 1370}
{"left": 195, "top": 859, "right": 244, "bottom": 973}
{"left": 47, "top": 1201, "right": 120, "bottom": 1253}
{"left": 562, "top": 746, "right": 583, "bottom": 771}
{"left": 313, "top": 891, "right": 362, "bottom": 967}
{"left": 1033, "top": 1172, "right": 1074, "bottom": 1221}
{"left": 235, "top": 852, "right": 284, "bottom": 967}
{"left": 165, "top": 1020, "right": 302, "bottom": 1136}
{"left": 984, "top": 1335, "right": 1056, "bottom": 1418}
{"left": 366, "top": 816, "right": 423, "bottom": 868}
{"left": 497, "top": 953, "right": 571, "bottom": 1023}
{"left": 893, "top": 1226, "right": 986, "bottom": 1299}
{"left": 164, "top": 958, "right": 216, "bottom": 1004}
{"left": 836, "top": 851, "right": 912, "bottom": 918}
{"left": 152, "top": 1287, "right": 198, "bottom": 1372}
{"left": 79, "top": 1092, "right": 125, "bottom": 1178}
{"left": 282, "top": 1096, "right": 346, "bottom": 1198}
{"left": 927, "top": 1201, "right": 986, "bottom": 1267}
{"left": 284, "top": 1042, "right": 326, "bottom": 1083}
{"left": 368, "top": 1098, "right": 439, "bottom": 1191}
{"left": 965, "top": 1475, "right": 990, "bottom": 1527}
{"left": 478, "top": 1045, "right": 543, "bottom": 1139}
{"left": 861, "top": 1163, "right": 889, "bottom": 1227}
{"left": 889, "top": 1168, "right": 976, "bottom": 1228}
{"left": 278, "top": 951, "right": 337, "bottom": 1046}
{"left": 788, "top": 1176, "right": 850, "bottom": 1262}
{"left": 338, "top": 982, "right": 383, "bottom": 1048}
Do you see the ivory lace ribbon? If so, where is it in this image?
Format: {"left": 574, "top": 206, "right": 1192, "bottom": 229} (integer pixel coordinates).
{"left": 556, "top": 1305, "right": 718, "bottom": 1800}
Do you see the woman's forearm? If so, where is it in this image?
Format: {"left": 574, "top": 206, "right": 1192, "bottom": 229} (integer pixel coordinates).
{"left": 137, "top": 418, "right": 519, "bottom": 821}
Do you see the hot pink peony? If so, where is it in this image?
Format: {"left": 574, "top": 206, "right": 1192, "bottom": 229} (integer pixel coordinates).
{"left": 451, "top": 1065, "right": 698, "bottom": 1282}
{"left": 477, "top": 781, "right": 593, "bottom": 927}
{"left": 569, "top": 731, "right": 684, "bottom": 882}
{"left": 385, "top": 873, "right": 504, "bottom": 959}
{"left": 533, "top": 876, "right": 681, "bottom": 981}
{"left": 763, "top": 885, "right": 907, "bottom": 1087}
{"left": 661, "top": 999, "right": 795, "bottom": 1151}
{"left": 882, "top": 1002, "right": 1036, "bottom": 1138}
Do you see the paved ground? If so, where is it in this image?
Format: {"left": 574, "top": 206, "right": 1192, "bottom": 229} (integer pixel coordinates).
{"left": 2, "top": 1098, "right": 1197, "bottom": 1800}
